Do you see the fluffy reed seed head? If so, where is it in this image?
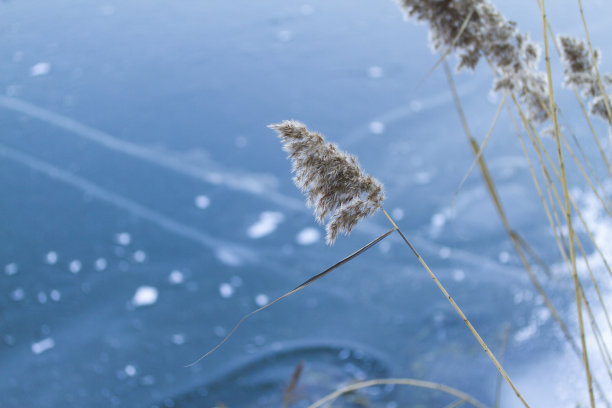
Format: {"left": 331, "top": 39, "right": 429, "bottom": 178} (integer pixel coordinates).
{"left": 398, "top": 0, "right": 550, "bottom": 123}
{"left": 269, "top": 120, "right": 385, "bottom": 245}
{"left": 559, "top": 35, "right": 612, "bottom": 125}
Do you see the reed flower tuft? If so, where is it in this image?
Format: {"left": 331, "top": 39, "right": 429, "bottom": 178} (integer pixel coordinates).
{"left": 398, "top": 0, "right": 550, "bottom": 123}
{"left": 559, "top": 35, "right": 612, "bottom": 125}
{"left": 269, "top": 120, "right": 384, "bottom": 244}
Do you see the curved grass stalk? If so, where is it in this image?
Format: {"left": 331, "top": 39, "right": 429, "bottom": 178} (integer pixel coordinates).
{"left": 185, "top": 227, "right": 396, "bottom": 366}
{"left": 445, "top": 398, "right": 470, "bottom": 408}
{"left": 307, "top": 378, "right": 488, "bottom": 408}
{"left": 381, "top": 209, "right": 530, "bottom": 408}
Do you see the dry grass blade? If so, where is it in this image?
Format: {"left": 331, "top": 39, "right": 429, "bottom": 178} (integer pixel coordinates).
{"left": 185, "top": 227, "right": 396, "bottom": 366}
{"left": 444, "top": 398, "right": 469, "bottom": 408}
{"left": 307, "top": 378, "right": 488, "bottom": 408}
{"left": 445, "top": 60, "right": 506, "bottom": 212}
{"left": 494, "top": 325, "right": 511, "bottom": 408}
{"left": 282, "top": 360, "right": 304, "bottom": 408}
{"left": 539, "top": 2, "right": 594, "bottom": 404}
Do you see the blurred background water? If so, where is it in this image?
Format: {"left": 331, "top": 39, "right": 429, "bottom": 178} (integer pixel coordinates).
{"left": 1, "top": 0, "right": 611, "bottom": 407}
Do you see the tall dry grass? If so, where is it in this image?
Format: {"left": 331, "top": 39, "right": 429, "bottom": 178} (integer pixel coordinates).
{"left": 198, "top": 1, "right": 612, "bottom": 406}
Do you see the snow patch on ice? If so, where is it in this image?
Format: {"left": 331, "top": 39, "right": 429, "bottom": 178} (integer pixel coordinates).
{"left": 247, "top": 211, "right": 284, "bottom": 239}
{"left": 132, "top": 286, "right": 158, "bottom": 307}
{"left": 32, "top": 338, "right": 55, "bottom": 354}
{"left": 296, "top": 227, "right": 320, "bottom": 245}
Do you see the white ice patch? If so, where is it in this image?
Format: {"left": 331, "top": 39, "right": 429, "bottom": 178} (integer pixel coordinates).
{"left": 368, "top": 121, "right": 385, "bottom": 134}
{"left": 171, "top": 333, "right": 186, "bottom": 345}
{"left": 45, "top": 251, "right": 58, "bottom": 265}
{"left": 452, "top": 269, "right": 465, "bottom": 282}
{"left": 219, "top": 283, "right": 234, "bottom": 298}
{"left": 124, "top": 364, "right": 137, "bottom": 376}
{"left": 439, "top": 247, "right": 451, "bottom": 259}
{"left": 391, "top": 208, "right": 405, "bottom": 221}
{"left": 69, "top": 260, "right": 82, "bottom": 274}
{"left": 296, "top": 227, "right": 320, "bottom": 245}
{"left": 30, "top": 62, "right": 51, "bottom": 77}
{"left": 50, "top": 290, "right": 61, "bottom": 301}
{"left": 11, "top": 288, "right": 25, "bottom": 301}
{"left": 431, "top": 213, "right": 446, "bottom": 228}
{"left": 194, "top": 195, "right": 210, "bottom": 209}
{"left": 216, "top": 248, "right": 242, "bottom": 267}
{"left": 4, "top": 263, "right": 18, "bottom": 276}
{"left": 414, "top": 171, "right": 432, "bottom": 185}
{"left": 133, "top": 250, "right": 146, "bottom": 263}
{"left": 31, "top": 338, "right": 55, "bottom": 354}
{"left": 115, "top": 232, "right": 131, "bottom": 246}
{"left": 367, "top": 66, "right": 384, "bottom": 79}
{"left": 247, "top": 211, "right": 284, "bottom": 239}
{"left": 94, "top": 258, "right": 107, "bottom": 271}
{"left": 132, "top": 286, "right": 158, "bottom": 307}
{"left": 168, "top": 270, "right": 184, "bottom": 285}
{"left": 514, "top": 321, "right": 538, "bottom": 343}
{"left": 254, "top": 294, "right": 269, "bottom": 307}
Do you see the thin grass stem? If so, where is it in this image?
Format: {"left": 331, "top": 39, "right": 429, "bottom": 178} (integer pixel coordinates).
{"left": 185, "top": 227, "right": 396, "bottom": 366}
{"left": 540, "top": 2, "right": 593, "bottom": 403}
{"left": 447, "top": 63, "right": 579, "bottom": 363}
{"left": 494, "top": 325, "right": 511, "bottom": 408}
{"left": 307, "top": 378, "right": 488, "bottom": 408}
{"left": 381, "top": 209, "right": 530, "bottom": 408}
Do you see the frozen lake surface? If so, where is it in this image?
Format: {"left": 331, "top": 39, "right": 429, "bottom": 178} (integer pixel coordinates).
{"left": 1, "top": 0, "right": 611, "bottom": 407}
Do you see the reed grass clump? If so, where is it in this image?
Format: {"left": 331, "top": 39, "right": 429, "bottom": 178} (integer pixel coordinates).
{"left": 193, "top": 1, "right": 612, "bottom": 406}
{"left": 559, "top": 35, "right": 612, "bottom": 126}
{"left": 269, "top": 120, "right": 384, "bottom": 244}
{"left": 398, "top": 0, "right": 550, "bottom": 123}
{"left": 396, "top": 0, "right": 612, "bottom": 406}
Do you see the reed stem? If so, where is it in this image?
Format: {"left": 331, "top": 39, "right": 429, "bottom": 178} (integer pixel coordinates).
{"left": 381, "top": 208, "right": 530, "bottom": 408}
{"left": 539, "top": 1, "right": 595, "bottom": 406}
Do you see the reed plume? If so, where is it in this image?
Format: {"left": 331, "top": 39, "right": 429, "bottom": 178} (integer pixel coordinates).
{"left": 559, "top": 35, "right": 612, "bottom": 126}
{"left": 398, "top": 0, "right": 550, "bottom": 123}
{"left": 269, "top": 120, "right": 385, "bottom": 244}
